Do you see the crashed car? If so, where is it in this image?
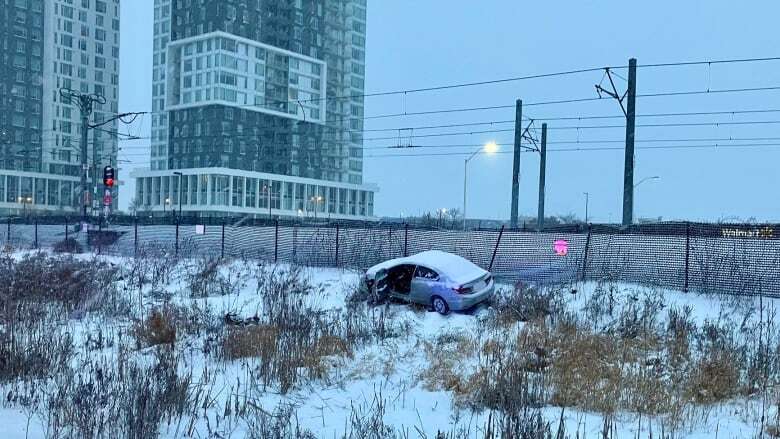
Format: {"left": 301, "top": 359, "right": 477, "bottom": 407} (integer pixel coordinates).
{"left": 362, "top": 250, "right": 494, "bottom": 314}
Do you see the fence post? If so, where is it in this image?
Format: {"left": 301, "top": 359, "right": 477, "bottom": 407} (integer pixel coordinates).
{"left": 581, "top": 223, "right": 592, "bottom": 281}
{"left": 134, "top": 216, "right": 138, "bottom": 256}
{"left": 684, "top": 222, "right": 691, "bottom": 293}
{"left": 274, "top": 219, "right": 279, "bottom": 263}
{"left": 489, "top": 225, "right": 505, "bottom": 272}
{"left": 175, "top": 220, "right": 180, "bottom": 257}
{"left": 221, "top": 220, "right": 226, "bottom": 259}
{"left": 34, "top": 217, "right": 38, "bottom": 249}
{"left": 403, "top": 223, "right": 409, "bottom": 257}
{"left": 335, "top": 224, "right": 340, "bottom": 267}
{"left": 65, "top": 216, "right": 69, "bottom": 241}
{"left": 6, "top": 217, "right": 10, "bottom": 246}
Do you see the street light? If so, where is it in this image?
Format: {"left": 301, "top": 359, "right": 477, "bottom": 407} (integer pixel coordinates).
{"left": 164, "top": 197, "right": 170, "bottom": 214}
{"left": 262, "top": 183, "right": 272, "bottom": 220}
{"left": 18, "top": 196, "right": 32, "bottom": 216}
{"left": 634, "top": 176, "right": 660, "bottom": 189}
{"left": 633, "top": 176, "right": 660, "bottom": 221}
{"left": 310, "top": 195, "right": 323, "bottom": 220}
{"left": 437, "top": 208, "right": 448, "bottom": 227}
{"left": 173, "top": 172, "right": 183, "bottom": 218}
{"left": 583, "top": 192, "right": 589, "bottom": 223}
{"left": 463, "top": 141, "right": 499, "bottom": 230}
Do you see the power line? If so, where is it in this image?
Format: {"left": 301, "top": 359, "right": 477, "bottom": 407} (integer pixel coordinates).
{"left": 289, "top": 56, "right": 780, "bottom": 104}
{"left": 359, "top": 118, "right": 780, "bottom": 141}
{"left": 364, "top": 142, "right": 780, "bottom": 158}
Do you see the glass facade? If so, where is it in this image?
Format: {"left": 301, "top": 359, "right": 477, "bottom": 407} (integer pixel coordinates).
{"left": 150, "top": 0, "right": 368, "bottom": 185}
{"left": 134, "top": 169, "right": 374, "bottom": 219}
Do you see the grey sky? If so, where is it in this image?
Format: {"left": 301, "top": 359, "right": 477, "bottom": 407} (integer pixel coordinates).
{"left": 119, "top": 0, "right": 780, "bottom": 222}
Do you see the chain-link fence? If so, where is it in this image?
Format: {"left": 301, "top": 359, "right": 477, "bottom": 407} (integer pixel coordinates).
{"left": 3, "top": 216, "right": 778, "bottom": 297}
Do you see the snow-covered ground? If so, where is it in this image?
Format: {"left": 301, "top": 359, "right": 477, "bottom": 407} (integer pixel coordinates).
{"left": 0, "top": 252, "right": 777, "bottom": 438}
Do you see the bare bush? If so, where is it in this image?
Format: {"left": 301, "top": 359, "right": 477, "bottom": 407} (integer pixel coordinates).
{"left": 133, "top": 306, "right": 177, "bottom": 347}
{"left": 0, "top": 312, "right": 74, "bottom": 382}
{"left": 186, "top": 257, "right": 251, "bottom": 298}
{"left": 41, "top": 349, "right": 192, "bottom": 439}
{"left": 53, "top": 238, "right": 83, "bottom": 254}
{"left": 492, "top": 284, "right": 565, "bottom": 326}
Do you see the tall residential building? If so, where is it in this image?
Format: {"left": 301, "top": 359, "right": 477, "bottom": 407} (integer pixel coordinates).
{"left": 133, "top": 0, "right": 377, "bottom": 220}
{"left": 0, "top": 0, "right": 120, "bottom": 215}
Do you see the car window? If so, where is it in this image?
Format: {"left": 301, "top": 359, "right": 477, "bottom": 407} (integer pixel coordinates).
{"left": 415, "top": 266, "right": 439, "bottom": 280}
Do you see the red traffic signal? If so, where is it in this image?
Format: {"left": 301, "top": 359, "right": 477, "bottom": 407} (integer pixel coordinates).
{"left": 103, "top": 166, "right": 115, "bottom": 187}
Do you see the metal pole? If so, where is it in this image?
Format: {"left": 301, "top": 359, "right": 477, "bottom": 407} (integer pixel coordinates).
{"left": 684, "top": 222, "right": 691, "bottom": 293}
{"left": 584, "top": 192, "right": 589, "bottom": 223}
{"left": 335, "top": 224, "right": 340, "bottom": 267}
{"left": 622, "top": 58, "right": 637, "bottom": 226}
{"left": 175, "top": 220, "right": 179, "bottom": 257}
{"left": 462, "top": 159, "right": 468, "bottom": 230}
{"left": 65, "top": 216, "right": 69, "bottom": 241}
{"left": 581, "top": 224, "right": 592, "bottom": 281}
{"left": 510, "top": 99, "right": 523, "bottom": 228}
{"left": 221, "top": 220, "right": 225, "bottom": 259}
{"left": 403, "top": 223, "right": 409, "bottom": 257}
{"left": 134, "top": 216, "right": 138, "bottom": 256}
{"left": 79, "top": 98, "right": 90, "bottom": 222}
{"left": 5, "top": 217, "right": 9, "bottom": 245}
{"left": 537, "top": 123, "right": 547, "bottom": 231}
{"left": 267, "top": 185, "right": 272, "bottom": 220}
{"left": 489, "top": 225, "right": 505, "bottom": 272}
{"left": 274, "top": 219, "right": 279, "bottom": 263}
{"left": 34, "top": 217, "right": 38, "bottom": 249}
{"left": 178, "top": 175, "right": 183, "bottom": 217}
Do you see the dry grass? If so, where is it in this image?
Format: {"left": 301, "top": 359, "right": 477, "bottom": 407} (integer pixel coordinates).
{"left": 133, "top": 307, "right": 177, "bottom": 347}
{"left": 223, "top": 324, "right": 279, "bottom": 360}
{"left": 685, "top": 347, "right": 740, "bottom": 404}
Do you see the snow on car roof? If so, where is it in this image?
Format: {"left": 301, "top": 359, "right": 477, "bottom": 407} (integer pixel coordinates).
{"left": 367, "top": 250, "right": 487, "bottom": 285}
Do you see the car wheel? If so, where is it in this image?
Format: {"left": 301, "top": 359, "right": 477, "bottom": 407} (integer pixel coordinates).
{"left": 431, "top": 296, "right": 449, "bottom": 315}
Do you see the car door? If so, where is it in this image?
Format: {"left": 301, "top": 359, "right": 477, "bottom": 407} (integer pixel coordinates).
{"left": 410, "top": 265, "right": 440, "bottom": 305}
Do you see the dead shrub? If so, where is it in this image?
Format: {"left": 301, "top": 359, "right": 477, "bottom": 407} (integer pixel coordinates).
{"left": 419, "top": 333, "right": 476, "bottom": 396}
{"left": 493, "top": 284, "right": 564, "bottom": 326}
{"left": 223, "top": 324, "right": 279, "bottom": 360}
{"left": 186, "top": 257, "right": 249, "bottom": 298}
{"left": 0, "top": 313, "right": 74, "bottom": 382}
{"left": 0, "top": 253, "right": 119, "bottom": 312}
{"left": 133, "top": 307, "right": 177, "bottom": 347}
{"left": 53, "top": 237, "right": 83, "bottom": 254}
{"left": 686, "top": 347, "right": 740, "bottom": 404}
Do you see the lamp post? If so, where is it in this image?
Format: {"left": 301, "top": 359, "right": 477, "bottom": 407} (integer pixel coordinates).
{"left": 310, "top": 195, "right": 323, "bottom": 220}
{"left": 437, "top": 208, "right": 447, "bottom": 228}
{"left": 262, "top": 183, "right": 272, "bottom": 220}
{"left": 633, "top": 176, "right": 660, "bottom": 221}
{"left": 583, "top": 192, "right": 589, "bottom": 224}
{"left": 173, "top": 172, "right": 183, "bottom": 219}
{"left": 18, "top": 196, "right": 32, "bottom": 216}
{"left": 164, "top": 197, "right": 170, "bottom": 215}
{"left": 463, "top": 141, "right": 499, "bottom": 230}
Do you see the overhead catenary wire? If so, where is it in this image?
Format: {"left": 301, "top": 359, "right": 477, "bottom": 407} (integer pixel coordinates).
{"left": 363, "top": 142, "right": 780, "bottom": 158}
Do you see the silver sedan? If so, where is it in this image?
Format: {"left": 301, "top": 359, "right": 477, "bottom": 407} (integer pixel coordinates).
{"left": 362, "top": 250, "right": 495, "bottom": 315}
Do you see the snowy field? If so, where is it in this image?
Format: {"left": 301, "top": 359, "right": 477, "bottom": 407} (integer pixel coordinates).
{"left": 0, "top": 250, "right": 778, "bottom": 438}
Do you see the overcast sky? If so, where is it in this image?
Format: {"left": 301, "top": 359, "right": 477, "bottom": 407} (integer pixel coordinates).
{"left": 119, "top": 1, "right": 780, "bottom": 222}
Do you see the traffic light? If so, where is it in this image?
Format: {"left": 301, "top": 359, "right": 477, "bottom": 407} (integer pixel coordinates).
{"left": 103, "top": 166, "right": 115, "bottom": 187}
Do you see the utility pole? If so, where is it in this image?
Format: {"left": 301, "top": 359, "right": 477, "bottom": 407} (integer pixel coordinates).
{"left": 623, "top": 58, "right": 637, "bottom": 226}
{"left": 510, "top": 99, "right": 522, "bottom": 228}
{"left": 583, "top": 192, "right": 590, "bottom": 223}
{"left": 59, "top": 89, "right": 105, "bottom": 223}
{"left": 594, "top": 58, "right": 637, "bottom": 226}
{"left": 537, "top": 123, "right": 547, "bottom": 231}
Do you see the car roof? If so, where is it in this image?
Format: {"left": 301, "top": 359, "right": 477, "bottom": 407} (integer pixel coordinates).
{"left": 367, "top": 250, "right": 487, "bottom": 285}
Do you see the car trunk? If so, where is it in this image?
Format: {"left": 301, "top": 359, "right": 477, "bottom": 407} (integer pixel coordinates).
{"left": 457, "top": 272, "right": 491, "bottom": 294}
